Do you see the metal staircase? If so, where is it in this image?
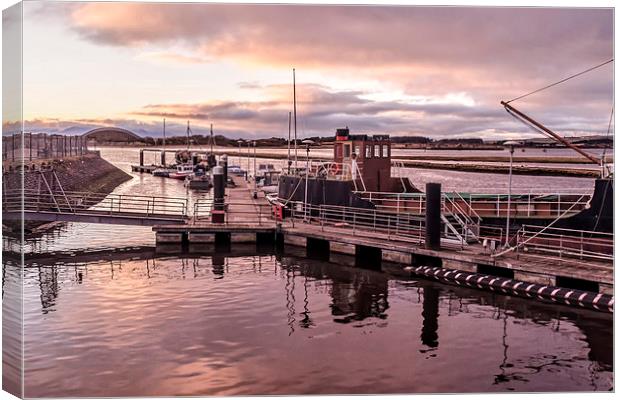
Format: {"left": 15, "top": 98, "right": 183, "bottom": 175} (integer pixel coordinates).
{"left": 441, "top": 192, "right": 481, "bottom": 245}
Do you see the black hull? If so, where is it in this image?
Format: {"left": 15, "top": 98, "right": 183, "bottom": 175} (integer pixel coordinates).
{"left": 278, "top": 176, "right": 613, "bottom": 234}
{"left": 482, "top": 179, "right": 613, "bottom": 234}
{"left": 278, "top": 175, "right": 375, "bottom": 208}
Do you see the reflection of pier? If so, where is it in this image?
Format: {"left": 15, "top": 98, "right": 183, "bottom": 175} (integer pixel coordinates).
{"left": 11, "top": 246, "right": 611, "bottom": 377}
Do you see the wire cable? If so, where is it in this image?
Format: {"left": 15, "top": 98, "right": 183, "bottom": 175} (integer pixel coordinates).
{"left": 506, "top": 59, "right": 613, "bottom": 104}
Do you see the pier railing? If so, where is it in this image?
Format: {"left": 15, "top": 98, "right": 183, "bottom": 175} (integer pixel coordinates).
{"left": 515, "top": 225, "right": 613, "bottom": 262}
{"left": 354, "top": 190, "right": 591, "bottom": 218}
{"left": 288, "top": 201, "right": 426, "bottom": 244}
{"left": 3, "top": 189, "right": 188, "bottom": 217}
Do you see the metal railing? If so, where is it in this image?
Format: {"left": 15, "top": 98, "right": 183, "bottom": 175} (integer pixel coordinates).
{"left": 288, "top": 201, "right": 426, "bottom": 244}
{"left": 516, "top": 225, "right": 613, "bottom": 262}
{"left": 3, "top": 189, "right": 188, "bottom": 217}
{"left": 354, "top": 190, "right": 590, "bottom": 218}
{"left": 2, "top": 133, "right": 91, "bottom": 162}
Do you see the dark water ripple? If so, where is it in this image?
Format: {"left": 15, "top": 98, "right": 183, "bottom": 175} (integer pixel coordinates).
{"left": 2, "top": 254, "right": 612, "bottom": 397}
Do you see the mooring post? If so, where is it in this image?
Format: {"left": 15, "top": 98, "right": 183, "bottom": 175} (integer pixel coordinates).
{"left": 425, "top": 182, "right": 441, "bottom": 249}
{"left": 213, "top": 165, "right": 225, "bottom": 211}
{"left": 139, "top": 149, "right": 144, "bottom": 167}
{"left": 160, "top": 151, "right": 166, "bottom": 167}
{"left": 220, "top": 154, "right": 228, "bottom": 183}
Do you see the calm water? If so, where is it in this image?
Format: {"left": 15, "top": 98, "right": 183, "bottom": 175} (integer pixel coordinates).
{"left": 2, "top": 146, "right": 613, "bottom": 395}
{"left": 3, "top": 252, "right": 613, "bottom": 396}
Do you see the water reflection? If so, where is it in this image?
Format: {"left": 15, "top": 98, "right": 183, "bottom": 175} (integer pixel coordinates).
{"left": 420, "top": 286, "right": 439, "bottom": 349}
{"left": 3, "top": 252, "right": 613, "bottom": 396}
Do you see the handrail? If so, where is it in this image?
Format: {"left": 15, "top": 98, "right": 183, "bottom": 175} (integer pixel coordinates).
{"left": 3, "top": 190, "right": 189, "bottom": 217}
{"left": 516, "top": 224, "right": 613, "bottom": 262}
{"left": 450, "top": 191, "right": 482, "bottom": 221}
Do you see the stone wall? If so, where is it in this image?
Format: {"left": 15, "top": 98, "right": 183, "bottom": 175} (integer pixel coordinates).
{"left": 3, "top": 153, "right": 132, "bottom": 233}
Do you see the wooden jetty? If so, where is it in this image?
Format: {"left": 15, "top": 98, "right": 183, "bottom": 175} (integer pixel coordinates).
{"left": 152, "top": 173, "right": 614, "bottom": 308}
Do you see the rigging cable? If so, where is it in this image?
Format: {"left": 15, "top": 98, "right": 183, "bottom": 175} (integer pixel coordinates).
{"left": 505, "top": 59, "right": 613, "bottom": 104}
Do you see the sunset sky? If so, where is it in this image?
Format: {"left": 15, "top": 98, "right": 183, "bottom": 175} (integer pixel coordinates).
{"left": 2, "top": 1, "right": 614, "bottom": 140}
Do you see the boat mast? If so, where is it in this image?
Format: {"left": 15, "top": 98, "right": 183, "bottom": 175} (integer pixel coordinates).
{"left": 287, "top": 111, "right": 292, "bottom": 173}
{"left": 293, "top": 68, "right": 298, "bottom": 171}
{"left": 163, "top": 117, "right": 166, "bottom": 151}
{"left": 210, "top": 123, "right": 214, "bottom": 154}
{"left": 186, "top": 120, "right": 190, "bottom": 150}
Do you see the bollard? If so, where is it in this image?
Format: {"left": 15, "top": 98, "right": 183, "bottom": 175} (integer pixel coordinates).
{"left": 139, "top": 149, "right": 144, "bottom": 167}
{"left": 213, "top": 165, "right": 225, "bottom": 211}
{"left": 425, "top": 182, "right": 441, "bottom": 249}
{"left": 161, "top": 151, "right": 166, "bottom": 166}
{"left": 220, "top": 154, "right": 228, "bottom": 183}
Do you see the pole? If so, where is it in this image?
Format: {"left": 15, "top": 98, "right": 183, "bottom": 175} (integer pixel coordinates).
{"left": 293, "top": 68, "right": 298, "bottom": 172}
{"left": 505, "top": 145, "right": 514, "bottom": 247}
{"left": 213, "top": 166, "right": 225, "bottom": 212}
{"left": 247, "top": 142, "right": 251, "bottom": 182}
{"left": 287, "top": 111, "right": 292, "bottom": 174}
{"left": 425, "top": 183, "right": 441, "bottom": 250}
{"left": 253, "top": 141, "right": 257, "bottom": 198}
{"left": 186, "top": 120, "right": 190, "bottom": 150}
{"left": 238, "top": 141, "right": 242, "bottom": 168}
{"left": 501, "top": 101, "right": 601, "bottom": 165}
{"left": 162, "top": 118, "right": 166, "bottom": 166}
{"left": 304, "top": 145, "right": 310, "bottom": 221}
{"left": 210, "top": 124, "right": 214, "bottom": 154}
{"left": 29, "top": 132, "right": 32, "bottom": 161}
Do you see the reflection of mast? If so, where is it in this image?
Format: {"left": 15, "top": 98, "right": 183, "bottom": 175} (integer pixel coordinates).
{"left": 494, "top": 307, "right": 510, "bottom": 384}
{"left": 285, "top": 267, "right": 296, "bottom": 335}
{"left": 420, "top": 286, "right": 439, "bottom": 348}
{"left": 299, "top": 274, "right": 314, "bottom": 328}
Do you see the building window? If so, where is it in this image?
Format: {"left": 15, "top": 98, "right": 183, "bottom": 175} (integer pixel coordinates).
{"left": 382, "top": 144, "right": 389, "bottom": 158}
{"left": 344, "top": 144, "right": 351, "bottom": 158}
{"left": 365, "top": 144, "right": 372, "bottom": 158}
{"left": 374, "top": 144, "right": 380, "bottom": 158}
{"left": 354, "top": 145, "right": 360, "bottom": 157}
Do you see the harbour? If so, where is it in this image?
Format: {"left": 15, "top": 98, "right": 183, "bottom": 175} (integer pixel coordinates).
{"left": 2, "top": 2, "right": 614, "bottom": 397}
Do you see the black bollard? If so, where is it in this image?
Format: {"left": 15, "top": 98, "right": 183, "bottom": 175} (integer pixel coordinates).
{"left": 161, "top": 151, "right": 166, "bottom": 166}
{"left": 213, "top": 166, "right": 225, "bottom": 211}
{"left": 139, "top": 149, "right": 144, "bottom": 167}
{"left": 425, "top": 182, "right": 441, "bottom": 249}
{"left": 221, "top": 154, "right": 228, "bottom": 184}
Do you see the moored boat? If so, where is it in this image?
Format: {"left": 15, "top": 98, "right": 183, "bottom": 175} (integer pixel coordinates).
{"left": 169, "top": 164, "right": 195, "bottom": 180}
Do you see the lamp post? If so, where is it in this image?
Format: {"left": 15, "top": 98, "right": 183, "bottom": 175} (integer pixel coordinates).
{"left": 253, "top": 140, "right": 258, "bottom": 199}
{"left": 302, "top": 139, "right": 314, "bottom": 221}
{"left": 503, "top": 140, "right": 520, "bottom": 247}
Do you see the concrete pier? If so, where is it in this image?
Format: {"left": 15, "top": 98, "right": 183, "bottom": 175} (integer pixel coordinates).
{"left": 151, "top": 171, "right": 613, "bottom": 309}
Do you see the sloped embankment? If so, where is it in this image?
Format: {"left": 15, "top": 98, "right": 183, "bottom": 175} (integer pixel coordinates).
{"left": 3, "top": 153, "right": 132, "bottom": 234}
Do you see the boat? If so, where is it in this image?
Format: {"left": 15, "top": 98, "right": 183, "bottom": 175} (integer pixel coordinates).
{"left": 227, "top": 165, "right": 246, "bottom": 176}
{"left": 187, "top": 173, "right": 213, "bottom": 190}
{"left": 275, "top": 127, "right": 613, "bottom": 235}
{"left": 152, "top": 167, "right": 176, "bottom": 177}
{"left": 169, "top": 163, "right": 195, "bottom": 180}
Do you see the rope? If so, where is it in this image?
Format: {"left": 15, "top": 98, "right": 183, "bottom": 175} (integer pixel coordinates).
{"left": 506, "top": 59, "right": 613, "bottom": 104}
{"left": 491, "top": 193, "right": 588, "bottom": 258}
